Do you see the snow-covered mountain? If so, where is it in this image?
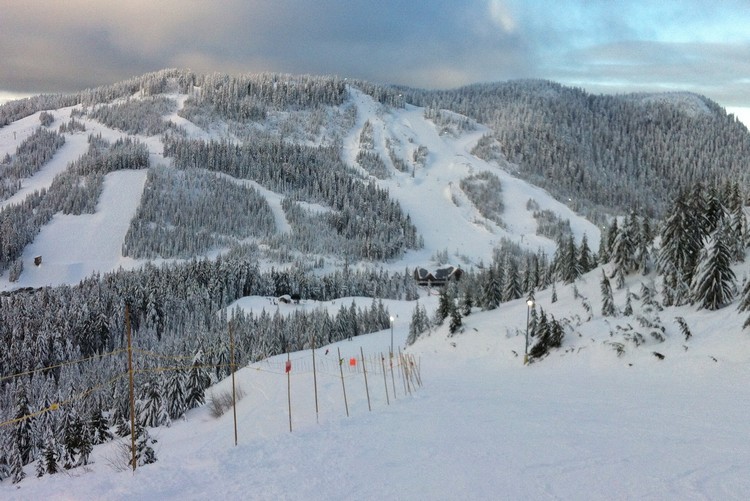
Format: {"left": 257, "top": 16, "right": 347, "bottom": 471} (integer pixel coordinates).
{"left": 1, "top": 70, "right": 749, "bottom": 499}
{"left": 0, "top": 79, "right": 599, "bottom": 290}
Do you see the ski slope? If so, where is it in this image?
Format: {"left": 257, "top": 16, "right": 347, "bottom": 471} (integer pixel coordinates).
{"left": 3, "top": 274, "right": 750, "bottom": 500}
{"left": 1, "top": 87, "right": 600, "bottom": 290}
{"left": 1, "top": 86, "right": 749, "bottom": 500}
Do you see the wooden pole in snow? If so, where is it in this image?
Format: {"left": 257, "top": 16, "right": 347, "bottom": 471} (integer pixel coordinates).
{"left": 287, "top": 352, "right": 292, "bottom": 432}
{"left": 312, "top": 334, "right": 319, "bottom": 424}
{"left": 381, "top": 354, "right": 390, "bottom": 405}
{"left": 398, "top": 348, "right": 409, "bottom": 395}
{"left": 229, "top": 322, "right": 238, "bottom": 446}
{"left": 360, "top": 347, "right": 371, "bottom": 412}
{"left": 337, "top": 347, "right": 349, "bottom": 417}
{"left": 390, "top": 351, "right": 397, "bottom": 400}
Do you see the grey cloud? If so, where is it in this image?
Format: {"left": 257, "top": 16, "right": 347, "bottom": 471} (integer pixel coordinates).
{"left": 0, "top": 0, "right": 747, "bottom": 107}
{"left": 1, "top": 0, "right": 535, "bottom": 93}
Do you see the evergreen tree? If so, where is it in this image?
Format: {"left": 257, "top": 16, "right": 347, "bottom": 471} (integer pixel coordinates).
{"left": 635, "top": 217, "right": 653, "bottom": 275}
{"left": 739, "top": 277, "right": 750, "bottom": 314}
{"left": 449, "top": 302, "right": 462, "bottom": 335}
{"left": 406, "top": 302, "right": 430, "bottom": 345}
{"left": 138, "top": 378, "right": 169, "bottom": 428}
{"left": 186, "top": 349, "right": 211, "bottom": 409}
{"left": 605, "top": 219, "right": 619, "bottom": 263}
{"left": 610, "top": 214, "right": 636, "bottom": 288}
{"left": 728, "top": 197, "right": 747, "bottom": 262}
{"left": 481, "top": 266, "right": 502, "bottom": 310}
{"left": 88, "top": 405, "right": 113, "bottom": 445}
{"left": 78, "top": 425, "right": 93, "bottom": 468}
{"left": 165, "top": 369, "right": 187, "bottom": 420}
{"left": 114, "top": 410, "right": 131, "bottom": 438}
{"left": 549, "top": 315, "right": 564, "bottom": 349}
{"left": 12, "top": 384, "right": 33, "bottom": 466}
{"left": 502, "top": 256, "right": 522, "bottom": 302}
{"left": 9, "top": 445, "right": 25, "bottom": 484}
{"left": 555, "top": 235, "right": 580, "bottom": 284}
{"left": 623, "top": 288, "right": 634, "bottom": 316}
{"left": 529, "top": 309, "right": 551, "bottom": 359}
{"left": 578, "top": 233, "right": 594, "bottom": 274}
{"left": 461, "top": 287, "right": 474, "bottom": 316}
{"left": 36, "top": 428, "right": 60, "bottom": 477}
{"left": 640, "top": 281, "right": 662, "bottom": 312}
{"left": 658, "top": 191, "right": 702, "bottom": 299}
{"left": 435, "top": 288, "right": 451, "bottom": 325}
{"left": 703, "top": 185, "right": 725, "bottom": 237}
{"left": 598, "top": 225, "right": 610, "bottom": 264}
{"left": 61, "top": 405, "right": 87, "bottom": 469}
{"left": 600, "top": 270, "right": 616, "bottom": 317}
{"left": 133, "top": 423, "right": 157, "bottom": 467}
{"left": 691, "top": 228, "right": 736, "bottom": 310}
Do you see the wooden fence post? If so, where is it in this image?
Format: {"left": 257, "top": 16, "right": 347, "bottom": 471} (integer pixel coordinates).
{"left": 381, "top": 354, "right": 390, "bottom": 405}
{"left": 312, "top": 334, "right": 319, "bottom": 424}
{"left": 337, "top": 347, "right": 349, "bottom": 417}
{"left": 360, "top": 347, "right": 371, "bottom": 412}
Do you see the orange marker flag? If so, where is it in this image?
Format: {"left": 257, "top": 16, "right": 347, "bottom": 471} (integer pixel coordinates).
{"left": 285, "top": 360, "right": 292, "bottom": 373}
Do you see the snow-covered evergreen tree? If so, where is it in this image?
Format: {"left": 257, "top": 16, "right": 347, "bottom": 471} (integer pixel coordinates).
{"left": 435, "top": 288, "right": 451, "bottom": 326}
{"left": 406, "top": 302, "right": 431, "bottom": 345}
{"left": 186, "top": 350, "right": 211, "bottom": 409}
{"left": 578, "top": 233, "right": 594, "bottom": 274}
{"left": 739, "top": 277, "right": 750, "bottom": 314}
{"left": 657, "top": 191, "right": 701, "bottom": 305}
{"left": 88, "top": 405, "right": 113, "bottom": 445}
{"left": 133, "top": 424, "right": 157, "bottom": 467}
{"left": 11, "top": 384, "right": 33, "bottom": 466}
{"left": 461, "top": 287, "right": 474, "bottom": 316}
{"left": 138, "top": 378, "right": 170, "bottom": 428}
{"left": 529, "top": 309, "right": 551, "bottom": 359}
{"left": 691, "top": 228, "right": 736, "bottom": 310}
{"left": 610, "top": 213, "right": 637, "bottom": 289}
{"left": 60, "top": 404, "right": 88, "bottom": 469}
{"left": 734, "top": 273, "right": 750, "bottom": 330}
{"left": 449, "top": 302, "right": 462, "bottom": 335}
{"left": 165, "top": 369, "right": 187, "bottom": 420}
{"left": 600, "top": 270, "right": 616, "bottom": 317}
{"left": 35, "top": 427, "right": 60, "bottom": 477}
{"left": 502, "top": 256, "right": 522, "bottom": 302}
{"left": 9, "top": 445, "right": 26, "bottom": 484}
{"left": 623, "top": 288, "right": 634, "bottom": 316}
{"left": 481, "top": 267, "right": 502, "bottom": 310}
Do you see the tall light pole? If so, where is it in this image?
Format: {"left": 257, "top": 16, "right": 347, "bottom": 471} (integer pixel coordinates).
{"left": 390, "top": 316, "right": 395, "bottom": 357}
{"left": 524, "top": 299, "right": 534, "bottom": 365}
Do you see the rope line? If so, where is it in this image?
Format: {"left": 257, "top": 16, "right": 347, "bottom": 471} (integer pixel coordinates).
{"left": 0, "top": 348, "right": 129, "bottom": 384}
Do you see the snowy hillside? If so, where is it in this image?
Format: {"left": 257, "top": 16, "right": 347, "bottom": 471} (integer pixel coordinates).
{"left": 1, "top": 71, "right": 749, "bottom": 499}
{"left": 0, "top": 83, "right": 598, "bottom": 290}
{"left": 3, "top": 268, "right": 750, "bottom": 500}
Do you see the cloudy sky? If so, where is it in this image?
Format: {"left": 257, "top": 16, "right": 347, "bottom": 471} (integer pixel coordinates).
{"left": 1, "top": 0, "right": 749, "bottom": 110}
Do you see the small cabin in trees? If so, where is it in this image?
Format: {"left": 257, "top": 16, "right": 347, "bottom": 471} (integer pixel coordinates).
{"left": 414, "top": 265, "right": 462, "bottom": 287}
{"left": 277, "top": 293, "right": 301, "bottom": 304}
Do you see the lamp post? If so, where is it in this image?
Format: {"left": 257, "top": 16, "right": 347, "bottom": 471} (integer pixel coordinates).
{"left": 389, "top": 316, "right": 395, "bottom": 357}
{"left": 524, "top": 299, "right": 534, "bottom": 365}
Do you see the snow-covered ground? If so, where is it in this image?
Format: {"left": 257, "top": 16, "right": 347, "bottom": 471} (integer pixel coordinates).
{"left": 4, "top": 278, "right": 750, "bottom": 500}
{"left": 727, "top": 106, "right": 750, "bottom": 129}
{"left": 1, "top": 87, "right": 749, "bottom": 500}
